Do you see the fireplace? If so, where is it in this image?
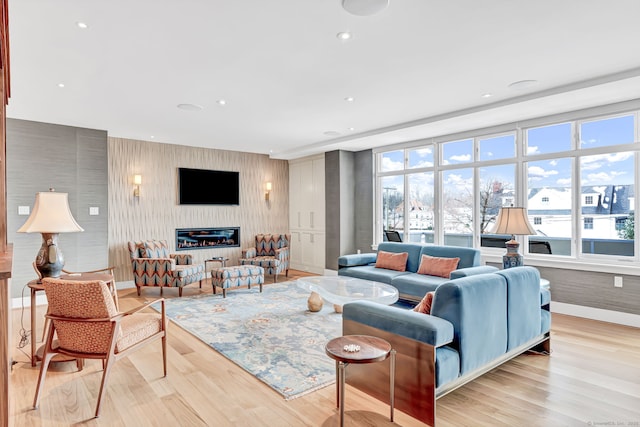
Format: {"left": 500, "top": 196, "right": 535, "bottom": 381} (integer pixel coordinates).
{"left": 176, "top": 227, "right": 240, "bottom": 250}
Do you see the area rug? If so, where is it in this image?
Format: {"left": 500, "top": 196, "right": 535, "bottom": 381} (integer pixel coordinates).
{"left": 154, "top": 282, "right": 342, "bottom": 400}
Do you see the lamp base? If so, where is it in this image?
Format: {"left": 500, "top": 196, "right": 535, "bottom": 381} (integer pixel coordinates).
{"left": 502, "top": 239, "right": 523, "bottom": 269}
{"left": 34, "top": 233, "right": 65, "bottom": 279}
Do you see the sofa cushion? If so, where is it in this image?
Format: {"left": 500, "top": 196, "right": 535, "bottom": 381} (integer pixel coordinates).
{"left": 431, "top": 274, "right": 508, "bottom": 375}
{"left": 496, "top": 266, "right": 543, "bottom": 351}
{"left": 419, "top": 245, "right": 481, "bottom": 269}
{"left": 391, "top": 273, "right": 449, "bottom": 300}
{"left": 143, "top": 240, "right": 170, "bottom": 258}
{"left": 417, "top": 254, "right": 460, "bottom": 278}
{"left": 435, "top": 346, "right": 460, "bottom": 388}
{"left": 375, "top": 250, "right": 408, "bottom": 271}
{"left": 413, "top": 291, "right": 435, "bottom": 314}
{"left": 377, "top": 242, "right": 426, "bottom": 273}
{"left": 338, "top": 265, "right": 409, "bottom": 284}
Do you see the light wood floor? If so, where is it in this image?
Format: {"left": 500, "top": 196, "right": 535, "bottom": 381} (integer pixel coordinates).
{"left": 9, "top": 270, "right": 640, "bottom": 426}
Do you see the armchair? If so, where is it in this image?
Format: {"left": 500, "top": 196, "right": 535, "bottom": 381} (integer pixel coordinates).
{"left": 127, "top": 239, "right": 205, "bottom": 297}
{"left": 33, "top": 278, "right": 167, "bottom": 418}
{"left": 240, "top": 233, "right": 290, "bottom": 282}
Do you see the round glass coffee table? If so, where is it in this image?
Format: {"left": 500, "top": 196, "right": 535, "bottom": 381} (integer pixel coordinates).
{"left": 297, "top": 276, "right": 399, "bottom": 312}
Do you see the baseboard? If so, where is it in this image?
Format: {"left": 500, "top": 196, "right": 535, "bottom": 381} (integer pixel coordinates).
{"left": 551, "top": 301, "right": 640, "bottom": 328}
{"left": 11, "top": 280, "right": 135, "bottom": 309}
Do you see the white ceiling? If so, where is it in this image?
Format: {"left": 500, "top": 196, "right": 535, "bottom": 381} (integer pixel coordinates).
{"left": 7, "top": 1, "right": 640, "bottom": 160}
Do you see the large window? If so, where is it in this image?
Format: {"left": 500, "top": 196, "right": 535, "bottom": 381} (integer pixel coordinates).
{"left": 375, "top": 108, "right": 639, "bottom": 266}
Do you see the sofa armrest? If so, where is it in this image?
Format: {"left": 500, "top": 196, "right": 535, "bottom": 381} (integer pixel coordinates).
{"left": 449, "top": 265, "right": 498, "bottom": 279}
{"left": 338, "top": 253, "right": 377, "bottom": 268}
{"left": 275, "top": 247, "right": 289, "bottom": 260}
{"left": 242, "top": 248, "right": 257, "bottom": 258}
{"left": 343, "top": 300, "right": 454, "bottom": 347}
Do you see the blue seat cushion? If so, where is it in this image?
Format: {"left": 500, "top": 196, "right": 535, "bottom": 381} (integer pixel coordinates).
{"left": 391, "top": 273, "right": 449, "bottom": 299}
{"left": 436, "top": 346, "right": 460, "bottom": 388}
{"left": 338, "top": 265, "right": 409, "bottom": 285}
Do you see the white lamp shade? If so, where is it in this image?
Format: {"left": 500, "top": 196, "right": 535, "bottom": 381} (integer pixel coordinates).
{"left": 17, "top": 191, "right": 84, "bottom": 233}
{"left": 266, "top": 182, "right": 272, "bottom": 191}
{"left": 490, "top": 207, "right": 536, "bottom": 236}
{"left": 133, "top": 174, "right": 142, "bottom": 185}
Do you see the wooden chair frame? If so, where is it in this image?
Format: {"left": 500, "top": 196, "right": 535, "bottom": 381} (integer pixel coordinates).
{"left": 32, "top": 289, "right": 167, "bottom": 418}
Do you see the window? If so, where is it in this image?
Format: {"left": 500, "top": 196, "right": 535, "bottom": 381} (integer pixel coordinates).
{"left": 584, "top": 217, "right": 594, "bottom": 230}
{"left": 375, "top": 107, "right": 638, "bottom": 265}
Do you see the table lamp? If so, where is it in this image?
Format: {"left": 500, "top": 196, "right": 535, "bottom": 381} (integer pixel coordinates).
{"left": 490, "top": 206, "right": 536, "bottom": 269}
{"left": 17, "top": 189, "right": 84, "bottom": 279}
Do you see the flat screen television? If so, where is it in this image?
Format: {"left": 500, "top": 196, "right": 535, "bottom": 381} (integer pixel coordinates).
{"left": 178, "top": 167, "right": 240, "bottom": 205}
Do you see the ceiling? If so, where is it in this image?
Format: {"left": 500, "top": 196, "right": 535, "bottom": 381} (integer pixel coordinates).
{"left": 7, "top": 1, "right": 640, "bottom": 160}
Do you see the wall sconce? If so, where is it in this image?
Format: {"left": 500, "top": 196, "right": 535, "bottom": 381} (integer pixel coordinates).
{"left": 265, "top": 181, "right": 272, "bottom": 201}
{"left": 133, "top": 174, "right": 142, "bottom": 199}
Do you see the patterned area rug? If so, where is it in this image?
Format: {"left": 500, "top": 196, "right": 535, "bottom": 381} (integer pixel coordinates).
{"left": 155, "top": 282, "right": 342, "bottom": 400}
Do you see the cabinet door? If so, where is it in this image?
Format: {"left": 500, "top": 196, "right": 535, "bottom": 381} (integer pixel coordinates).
{"left": 290, "top": 231, "right": 303, "bottom": 266}
{"left": 311, "top": 157, "right": 325, "bottom": 230}
{"left": 289, "top": 162, "right": 303, "bottom": 228}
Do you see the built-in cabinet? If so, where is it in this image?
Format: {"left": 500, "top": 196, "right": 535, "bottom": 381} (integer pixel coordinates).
{"left": 289, "top": 155, "right": 325, "bottom": 273}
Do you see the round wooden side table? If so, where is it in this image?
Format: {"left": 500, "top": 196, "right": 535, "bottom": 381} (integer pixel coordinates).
{"left": 325, "top": 335, "right": 395, "bottom": 426}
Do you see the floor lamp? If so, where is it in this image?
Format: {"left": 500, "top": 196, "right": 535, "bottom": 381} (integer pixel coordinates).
{"left": 17, "top": 190, "right": 84, "bottom": 280}
{"left": 490, "top": 207, "right": 536, "bottom": 269}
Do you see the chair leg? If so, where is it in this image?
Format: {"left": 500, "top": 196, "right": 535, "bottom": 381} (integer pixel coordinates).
{"left": 32, "top": 350, "right": 56, "bottom": 410}
{"left": 199, "top": 280, "right": 202, "bottom": 289}
{"left": 212, "top": 284, "right": 217, "bottom": 295}
{"left": 179, "top": 287, "right": 183, "bottom": 297}
{"left": 94, "top": 355, "right": 116, "bottom": 418}
{"left": 162, "top": 334, "right": 167, "bottom": 377}
{"left": 136, "top": 286, "right": 141, "bottom": 297}
{"left": 286, "top": 269, "right": 289, "bottom": 277}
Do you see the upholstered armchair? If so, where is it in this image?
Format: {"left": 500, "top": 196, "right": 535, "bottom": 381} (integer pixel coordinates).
{"left": 33, "top": 278, "right": 167, "bottom": 418}
{"left": 240, "top": 233, "right": 290, "bottom": 282}
{"left": 127, "top": 239, "right": 205, "bottom": 297}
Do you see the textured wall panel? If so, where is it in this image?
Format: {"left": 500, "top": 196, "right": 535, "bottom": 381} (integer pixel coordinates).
{"left": 108, "top": 138, "right": 289, "bottom": 282}
{"left": 6, "top": 119, "right": 109, "bottom": 297}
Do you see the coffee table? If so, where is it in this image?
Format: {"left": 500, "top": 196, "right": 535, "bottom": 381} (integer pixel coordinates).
{"left": 297, "top": 276, "right": 399, "bottom": 312}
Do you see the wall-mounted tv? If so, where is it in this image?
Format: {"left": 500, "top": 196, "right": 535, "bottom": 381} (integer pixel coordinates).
{"left": 178, "top": 167, "right": 240, "bottom": 205}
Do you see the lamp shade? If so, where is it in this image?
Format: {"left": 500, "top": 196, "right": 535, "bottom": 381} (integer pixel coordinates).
{"left": 17, "top": 191, "right": 84, "bottom": 233}
{"left": 490, "top": 207, "right": 536, "bottom": 236}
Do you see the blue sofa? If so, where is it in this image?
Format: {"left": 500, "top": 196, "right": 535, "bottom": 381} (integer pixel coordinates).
{"left": 338, "top": 242, "right": 498, "bottom": 300}
{"left": 342, "top": 266, "right": 551, "bottom": 426}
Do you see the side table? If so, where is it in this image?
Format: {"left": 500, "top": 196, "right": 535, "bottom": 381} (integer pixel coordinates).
{"left": 325, "top": 335, "right": 395, "bottom": 426}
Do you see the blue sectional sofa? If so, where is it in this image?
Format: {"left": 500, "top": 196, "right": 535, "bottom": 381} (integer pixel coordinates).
{"left": 338, "top": 242, "right": 498, "bottom": 301}
{"left": 342, "top": 266, "right": 551, "bottom": 427}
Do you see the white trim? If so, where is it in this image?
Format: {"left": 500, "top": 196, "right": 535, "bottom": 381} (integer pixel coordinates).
{"left": 551, "top": 301, "right": 640, "bottom": 328}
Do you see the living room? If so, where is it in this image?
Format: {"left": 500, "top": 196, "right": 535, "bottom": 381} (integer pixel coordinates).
{"left": 2, "top": 1, "right": 640, "bottom": 426}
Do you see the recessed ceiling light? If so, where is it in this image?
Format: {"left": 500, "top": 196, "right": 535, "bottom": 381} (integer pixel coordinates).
{"left": 57, "top": 83, "right": 65, "bottom": 88}
{"left": 150, "top": 135, "right": 155, "bottom": 139}
{"left": 324, "top": 131, "right": 341, "bottom": 136}
{"left": 76, "top": 22, "right": 88, "bottom": 29}
{"left": 216, "top": 99, "right": 227, "bottom": 106}
{"left": 342, "top": 0, "right": 389, "bottom": 16}
{"left": 336, "top": 32, "right": 352, "bottom": 41}
{"left": 348, "top": 127, "right": 355, "bottom": 131}
{"left": 481, "top": 93, "right": 492, "bottom": 98}
{"left": 508, "top": 80, "right": 538, "bottom": 90}
{"left": 344, "top": 96, "right": 355, "bottom": 102}
{"left": 177, "top": 103, "right": 204, "bottom": 111}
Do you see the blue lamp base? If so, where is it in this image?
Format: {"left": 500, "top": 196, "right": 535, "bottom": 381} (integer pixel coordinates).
{"left": 502, "top": 240, "right": 523, "bottom": 269}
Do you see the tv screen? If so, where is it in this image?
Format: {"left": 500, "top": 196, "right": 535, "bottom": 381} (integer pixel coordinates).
{"left": 178, "top": 168, "right": 240, "bottom": 205}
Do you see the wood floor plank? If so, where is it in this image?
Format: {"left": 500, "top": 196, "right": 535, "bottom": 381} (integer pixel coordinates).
{"left": 10, "top": 270, "right": 640, "bottom": 426}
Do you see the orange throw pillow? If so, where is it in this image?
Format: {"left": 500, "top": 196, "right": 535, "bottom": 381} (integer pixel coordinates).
{"left": 417, "top": 254, "right": 460, "bottom": 278}
{"left": 413, "top": 291, "right": 435, "bottom": 314}
{"left": 375, "top": 250, "right": 408, "bottom": 272}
